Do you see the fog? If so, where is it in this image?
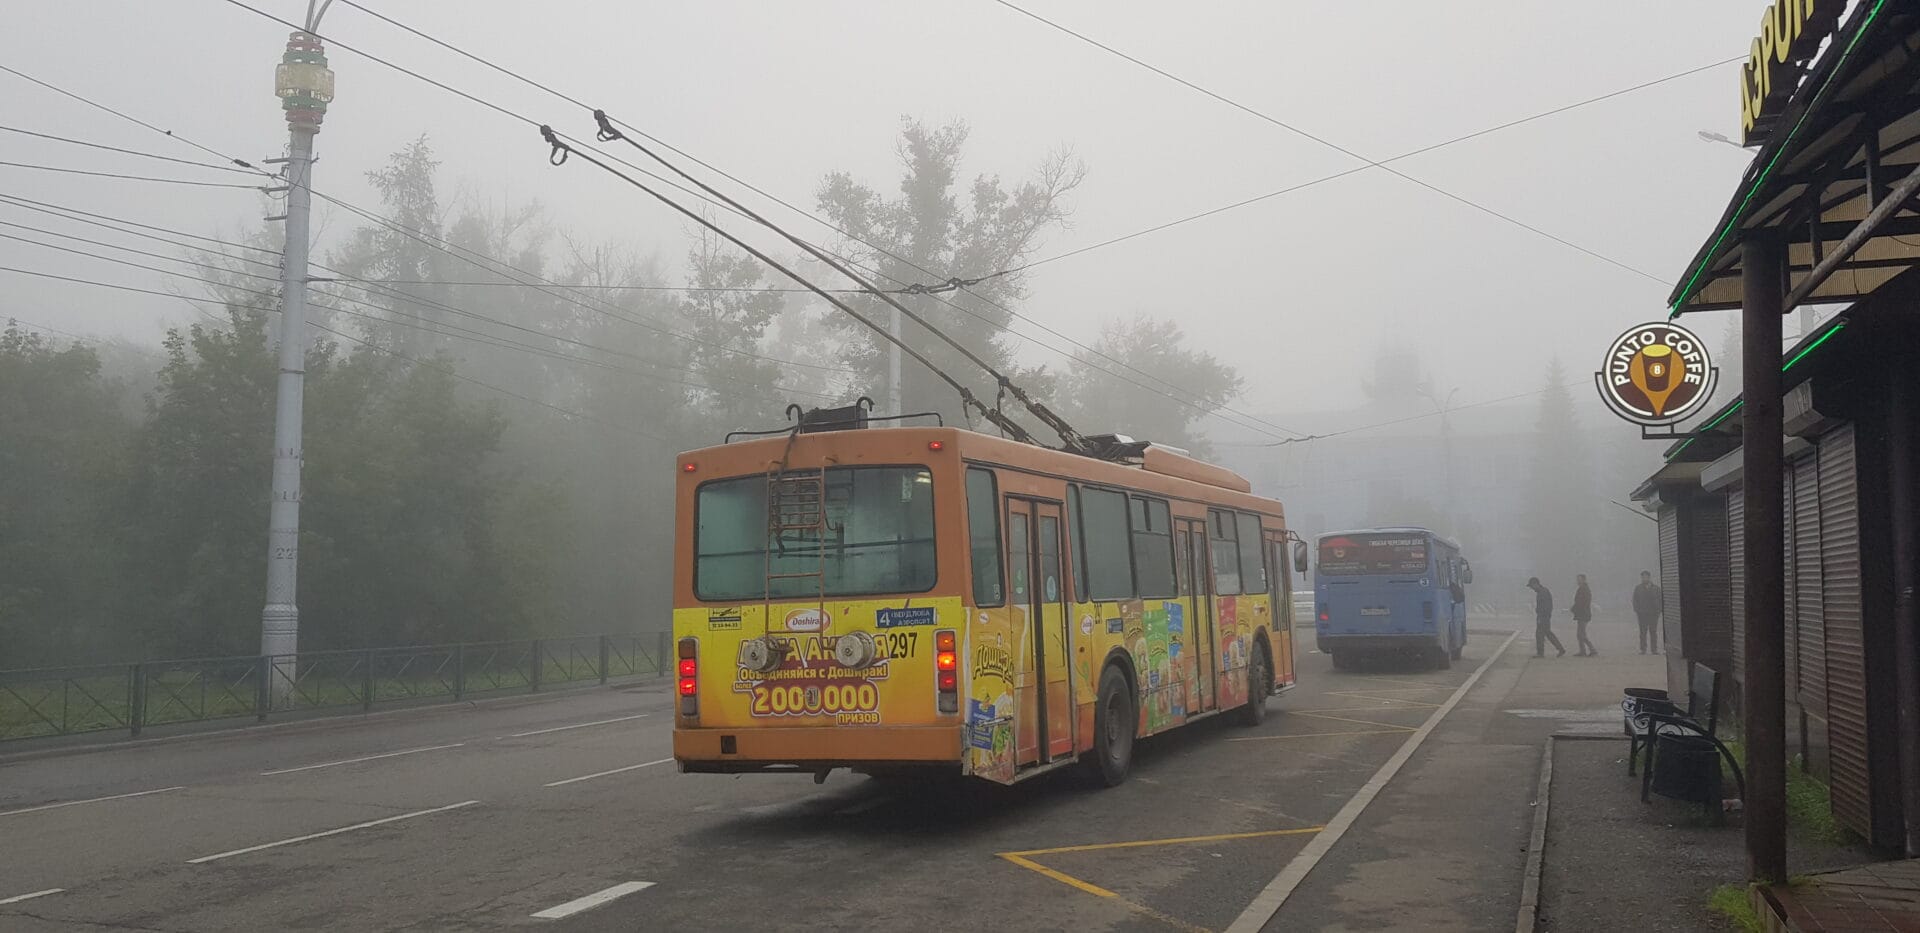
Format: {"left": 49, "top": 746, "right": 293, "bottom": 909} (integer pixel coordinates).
{"left": 1, "top": 1, "right": 1763, "bottom": 662}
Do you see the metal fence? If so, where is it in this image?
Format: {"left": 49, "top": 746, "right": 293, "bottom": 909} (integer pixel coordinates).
{"left": 0, "top": 632, "right": 670, "bottom": 743}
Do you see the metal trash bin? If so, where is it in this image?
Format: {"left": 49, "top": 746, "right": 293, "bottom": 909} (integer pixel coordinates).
{"left": 1649, "top": 733, "right": 1721, "bottom": 803}
{"left": 1622, "top": 687, "right": 1672, "bottom": 736}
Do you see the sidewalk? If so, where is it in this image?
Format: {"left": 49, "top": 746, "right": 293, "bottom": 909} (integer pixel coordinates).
{"left": 1520, "top": 621, "right": 1879, "bottom": 932}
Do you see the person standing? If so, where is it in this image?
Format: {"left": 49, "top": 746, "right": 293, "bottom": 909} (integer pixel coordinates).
{"left": 1571, "top": 574, "right": 1597, "bottom": 657}
{"left": 1528, "top": 577, "right": 1565, "bottom": 658}
{"left": 1632, "top": 570, "right": 1664, "bottom": 654}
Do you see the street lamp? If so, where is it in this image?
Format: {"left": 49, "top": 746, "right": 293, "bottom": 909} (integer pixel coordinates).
{"left": 261, "top": 2, "right": 335, "bottom": 687}
{"left": 1698, "top": 130, "right": 1746, "bottom": 150}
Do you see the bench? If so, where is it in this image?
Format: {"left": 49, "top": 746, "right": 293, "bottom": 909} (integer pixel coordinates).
{"left": 1630, "top": 665, "right": 1746, "bottom": 821}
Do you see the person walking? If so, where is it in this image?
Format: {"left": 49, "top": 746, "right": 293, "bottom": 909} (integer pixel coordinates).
{"left": 1632, "top": 570, "right": 1664, "bottom": 654}
{"left": 1571, "top": 574, "right": 1597, "bottom": 657}
{"left": 1528, "top": 577, "right": 1565, "bottom": 658}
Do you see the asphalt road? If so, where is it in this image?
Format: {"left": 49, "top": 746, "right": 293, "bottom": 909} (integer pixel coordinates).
{"left": 0, "top": 628, "right": 1533, "bottom": 932}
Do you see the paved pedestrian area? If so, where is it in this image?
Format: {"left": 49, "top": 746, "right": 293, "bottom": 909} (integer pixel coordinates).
{"left": 1763, "top": 859, "right": 1920, "bottom": 932}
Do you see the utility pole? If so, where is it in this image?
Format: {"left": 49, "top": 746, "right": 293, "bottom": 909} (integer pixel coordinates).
{"left": 886, "top": 306, "right": 903, "bottom": 414}
{"left": 262, "top": 4, "right": 335, "bottom": 687}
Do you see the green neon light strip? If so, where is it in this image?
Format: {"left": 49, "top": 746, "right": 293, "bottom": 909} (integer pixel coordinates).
{"left": 1670, "top": 0, "right": 1890, "bottom": 316}
{"left": 1664, "top": 320, "right": 1849, "bottom": 460}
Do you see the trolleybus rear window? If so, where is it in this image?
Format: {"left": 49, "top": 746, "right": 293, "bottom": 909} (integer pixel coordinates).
{"left": 694, "top": 467, "right": 936, "bottom": 600}
{"left": 1318, "top": 534, "right": 1430, "bottom": 576}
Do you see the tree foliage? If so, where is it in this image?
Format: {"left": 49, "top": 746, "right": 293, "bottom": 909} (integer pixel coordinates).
{"left": 1056, "top": 314, "right": 1243, "bottom": 457}
{"left": 1521, "top": 359, "right": 1596, "bottom": 592}
{"left": 815, "top": 118, "right": 1083, "bottom": 427}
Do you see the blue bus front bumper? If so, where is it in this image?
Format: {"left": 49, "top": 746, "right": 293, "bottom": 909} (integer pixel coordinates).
{"left": 1315, "top": 632, "right": 1443, "bottom": 654}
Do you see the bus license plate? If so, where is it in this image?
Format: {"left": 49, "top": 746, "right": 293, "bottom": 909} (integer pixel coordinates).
{"left": 1360, "top": 607, "right": 1390, "bottom": 616}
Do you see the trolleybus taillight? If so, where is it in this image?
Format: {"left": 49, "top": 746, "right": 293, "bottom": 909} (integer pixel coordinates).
{"left": 677, "top": 637, "right": 699, "bottom": 717}
{"left": 935, "top": 629, "right": 958, "bottom": 713}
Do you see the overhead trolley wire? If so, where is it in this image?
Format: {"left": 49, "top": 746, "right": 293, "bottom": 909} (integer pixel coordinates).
{"left": 312, "top": 0, "right": 1310, "bottom": 442}
{"left": 989, "top": 0, "right": 1675, "bottom": 287}
{"left": 538, "top": 127, "right": 1045, "bottom": 446}
{"left": 314, "top": 0, "right": 1315, "bottom": 443}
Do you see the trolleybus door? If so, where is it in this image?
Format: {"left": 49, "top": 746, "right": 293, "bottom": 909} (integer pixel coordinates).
{"left": 1176, "top": 520, "right": 1217, "bottom": 712}
{"left": 1007, "top": 499, "right": 1075, "bottom": 766}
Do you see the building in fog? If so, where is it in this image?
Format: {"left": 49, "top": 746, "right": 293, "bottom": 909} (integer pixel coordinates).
{"left": 1213, "top": 352, "right": 1535, "bottom": 610}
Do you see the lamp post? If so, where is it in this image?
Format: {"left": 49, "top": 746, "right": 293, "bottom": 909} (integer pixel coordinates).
{"left": 1418, "top": 386, "right": 1459, "bottom": 534}
{"left": 261, "top": 3, "right": 335, "bottom": 689}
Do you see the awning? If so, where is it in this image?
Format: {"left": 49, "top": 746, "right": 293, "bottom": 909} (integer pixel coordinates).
{"left": 1671, "top": 1, "right": 1920, "bottom": 315}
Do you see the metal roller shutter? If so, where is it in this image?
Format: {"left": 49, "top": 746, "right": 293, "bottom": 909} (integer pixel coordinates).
{"left": 1689, "top": 498, "right": 1732, "bottom": 676}
{"left": 1660, "top": 507, "right": 1682, "bottom": 652}
{"left": 1728, "top": 487, "right": 1745, "bottom": 684}
{"left": 1818, "top": 425, "right": 1870, "bottom": 839}
{"left": 1794, "top": 455, "right": 1826, "bottom": 716}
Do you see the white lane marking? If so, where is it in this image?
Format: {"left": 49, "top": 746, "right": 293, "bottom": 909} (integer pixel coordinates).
{"left": 186, "top": 800, "right": 481, "bottom": 864}
{"left": 531, "top": 881, "right": 655, "bottom": 920}
{"left": 502, "top": 714, "right": 647, "bottom": 739}
{"left": 1225, "top": 628, "right": 1522, "bottom": 933}
{"left": 0, "top": 786, "right": 185, "bottom": 818}
{"left": 0, "top": 888, "right": 64, "bottom": 905}
{"left": 543, "top": 759, "right": 673, "bottom": 787}
{"left": 260, "top": 743, "right": 465, "bottom": 776}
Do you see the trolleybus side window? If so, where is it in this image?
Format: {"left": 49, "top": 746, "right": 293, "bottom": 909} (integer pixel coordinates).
{"left": 1208, "top": 509, "right": 1242, "bottom": 595}
{"left": 1080, "top": 486, "right": 1135, "bottom": 601}
{"left": 692, "top": 466, "right": 937, "bottom": 601}
{"left": 1130, "top": 496, "right": 1176, "bottom": 599}
{"left": 966, "top": 467, "right": 1005, "bottom": 607}
{"left": 1236, "top": 512, "right": 1266, "bottom": 594}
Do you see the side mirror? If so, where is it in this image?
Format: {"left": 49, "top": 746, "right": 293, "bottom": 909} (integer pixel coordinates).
{"left": 1461, "top": 562, "right": 1474, "bottom": 585}
{"left": 1292, "top": 540, "right": 1310, "bottom": 575}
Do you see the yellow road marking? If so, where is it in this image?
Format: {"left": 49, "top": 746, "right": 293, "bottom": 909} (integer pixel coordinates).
{"left": 998, "top": 827, "right": 1325, "bottom": 933}
{"left": 1290, "top": 710, "right": 1421, "bottom": 731}
{"left": 1333, "top": 683, "right": 1454, "bottom": 692}
{"left": 1006, "top": 826, "right": 1323, "bottom": 857}
{"left": 1228, "top": 729, "right": 1410, "bottom": 742}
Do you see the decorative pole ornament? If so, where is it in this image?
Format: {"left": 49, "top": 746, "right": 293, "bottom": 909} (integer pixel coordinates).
{"left": 1595, "top": 321, "right": 1719, "bottom": 428}
{"left": 275, "top": 31, "right": 334, "bottom": 129}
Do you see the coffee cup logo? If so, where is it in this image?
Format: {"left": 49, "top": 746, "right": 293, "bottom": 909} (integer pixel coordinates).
{"left": 1595, "top": 322, "right": 1717, "bottom": 427}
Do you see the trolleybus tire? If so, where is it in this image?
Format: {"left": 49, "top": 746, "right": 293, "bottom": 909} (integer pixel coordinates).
{"left": 1329, "top": 649, "right": 1350, "bottom": 672}
{"left": 1432, "top": 643, "right": 1452, "bottom": 670}
{"left": 1085, "top": 664, "right": 1135, "bottom": 787}
{"left": 1236, "top": 642, "right": 1271, "bottom": 727}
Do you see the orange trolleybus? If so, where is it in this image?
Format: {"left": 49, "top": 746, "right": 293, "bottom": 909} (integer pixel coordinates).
{"left": 670, "top": 412, "right": 1304, "bottom": 786}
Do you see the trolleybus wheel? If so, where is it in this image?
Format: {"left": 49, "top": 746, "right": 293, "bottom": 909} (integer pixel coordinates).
{"left": 1085, "top": 665, "right": 1135, "bottom": 787}
{"left": 1329, "top": 649, "right": 1350, "bottom": 672}
{"left": 1236, "top": 642, "right": 1271, "bottom": 727}
{"left": 1432, "top": 643, "right": 1453, "bottom": 670}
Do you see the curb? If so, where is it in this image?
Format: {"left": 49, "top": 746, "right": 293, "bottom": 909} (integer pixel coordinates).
{"left": 1516, "top": 736, "right": 1555, "bottom": 933}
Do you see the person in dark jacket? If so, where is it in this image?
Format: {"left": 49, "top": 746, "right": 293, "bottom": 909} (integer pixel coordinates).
{"left": 1632, "top": 571, "right": 1663, "bottom": 654}
{"left": 1527, "top": 577, "right": 1564, "bottom": 658}
{"left": 1571, "top": 574, "right": 1597, "bottom": 657}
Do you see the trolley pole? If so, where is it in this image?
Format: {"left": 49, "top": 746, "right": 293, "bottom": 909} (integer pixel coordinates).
{"left": 261, "top": 15, "right": 336, "bottom": 691}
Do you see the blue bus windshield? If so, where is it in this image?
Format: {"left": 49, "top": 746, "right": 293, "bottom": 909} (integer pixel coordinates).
{"left": 1319, "top": 533, "right": 1430, "bottom": 576}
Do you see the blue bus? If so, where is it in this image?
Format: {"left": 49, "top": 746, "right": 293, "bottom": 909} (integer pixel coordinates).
{"left": 1313, "top": 528, "right": 1472, "bottom": 670}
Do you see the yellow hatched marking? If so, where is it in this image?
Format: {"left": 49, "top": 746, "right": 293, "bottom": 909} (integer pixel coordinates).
{"left": 1228, "top": 729, "right": 1409, "bottom": 742}
{"left": 1308, "top": 704, "right": 1440, "bottom": 713}
{"left": 998, "top": 827, "right": 1324, "bottom": 933}
{"left": 1290, "top": 710, "right": 1420, "bottom": 731}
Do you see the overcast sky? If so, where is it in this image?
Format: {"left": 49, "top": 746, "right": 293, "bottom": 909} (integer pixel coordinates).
{"left": 2, "top": 0, "right": 1773, "bottom": 429}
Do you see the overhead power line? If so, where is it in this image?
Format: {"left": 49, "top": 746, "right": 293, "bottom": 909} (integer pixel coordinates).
{"left": 990, "top": 0, "right": 1675, "bottom": 287}
{"left": 0, "top": 67, "right": 860, "bottom": 378}
{"left": 0, "top": 230, "right": 838, "bottom": 404}
{"left": 0, "top": 125, "right": 262, "bottom": 174}
{"left": 0, "top": 159, "right": 267, "bottom": 189}
{"left": 316, "top": 0, "right": 1316, "bottom": 443}
{"left": 1004, "top": 55, "right": 1745, "bottom": 276}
